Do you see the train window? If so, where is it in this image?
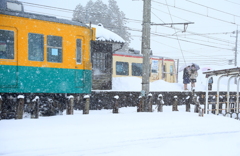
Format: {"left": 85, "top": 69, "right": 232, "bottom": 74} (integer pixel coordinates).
{"left": 76, "top": 39, "right": 81, "bottom": 64}
{"left": 162, "top": 64, "right": 166, "bottom": 79}
{"left": 151, "top": 60, "right": 159, "bottom": 73}
{"left": 47, "top": 35, "right": 62, "bottom": 63}
{"left": 132, "top": 63, "right": 142, "bottom": 76}
{"left": 28, "top": 33, "right": 44, "bottom": 61}
{"left": 170, "top": 65, "right": 173, "bottom": 76}
{"left": 116, "top": 62, "right": 129, "bottom": 75}
{"left": 0, "top": 29, "right": 14, "bottom": 59}
{"left": 92, "top": 52, "right": 109, "bottom": 73}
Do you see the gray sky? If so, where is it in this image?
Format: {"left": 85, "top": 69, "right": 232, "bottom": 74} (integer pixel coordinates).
{"left": 20, "top": 0, "right": 240, "bottom": 67}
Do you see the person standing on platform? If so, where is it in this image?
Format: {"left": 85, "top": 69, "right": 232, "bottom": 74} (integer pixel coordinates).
{"left": 183, "top": 66, "right": 191, "bottom": 90}
{"left": 189, "top": 64, "right": 198, "bottom": 91}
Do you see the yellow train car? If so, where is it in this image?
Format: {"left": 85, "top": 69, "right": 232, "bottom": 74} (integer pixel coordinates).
{"left": 112, "top": 51, "right": 177, "bottom": 83}
{"left": 0, "top": 0, "right": 95, "bottom": 94}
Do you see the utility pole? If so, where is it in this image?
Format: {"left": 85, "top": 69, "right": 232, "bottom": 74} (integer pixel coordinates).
{"left": 141, "top": 0, "right": 151, "bottom": 112}
{"left": 139, "top": 0, "right": 193, "bottom": 112}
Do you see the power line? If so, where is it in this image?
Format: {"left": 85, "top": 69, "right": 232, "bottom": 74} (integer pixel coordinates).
{"left": 151, "top": 32, "right": 233, "bottom": 50}
{"left": 152, "top": 39, "right": 233, "bottom": 59}
{"left": 225, "top": 0, "right": 240, "bottom": 6}
{"left": 152, "top": 7, "right": 190, "bottom": 22}
{"left": 20, "top": 1, "right": 75, "bottom": 12}
{"left": 185, "top": 0, "right": 240, "bottom": 18}
{"left": 25, "top": 10, "right": 72, "bottom": 19}
{"left": 164, "top": 0, "right": 187, "bottom": 64}
{"left": 176, "top": 36, "right": 234, "bottom": 47}
{"left": 162, "top": 25, "right": 235, "bottom": 44}
{"left": 152, "top": 0, "right": 240, "bottom": 26}
{"left": 163, "top": 32, "right": 235, "bottom": 37}
{"left": 127, "top": 27, "right": 234, "bottom": 50}
{"left": 150, "top": 7, "right": 236, "bottom": 45}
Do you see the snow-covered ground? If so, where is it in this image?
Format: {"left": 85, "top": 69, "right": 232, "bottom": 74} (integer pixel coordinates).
{"left": 0, "top": 106, "right": 240, "bottom": 156}
{"left": 1, "top": 65, "right": 240, "bottom": 156}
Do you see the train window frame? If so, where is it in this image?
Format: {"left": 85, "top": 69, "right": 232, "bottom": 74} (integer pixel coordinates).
{"left": 47, "top": 35, "right": 62, "bottom": 63}
{"left": 28, "top": 33, "right": 44, "bottom": 62}
{"left": 76, "top": 39, "right": 82, "bottom": 64}
{"left": 132, "top": 63, "right": 142, "bottom": 76}
{"left": 0, "top": 29, "right": 14, "bottom": 60}
{"left": 116, "top": 61, "right": 129, "bottom": 76}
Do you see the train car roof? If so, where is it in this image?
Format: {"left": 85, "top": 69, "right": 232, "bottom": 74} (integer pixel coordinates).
{"left": 0, "top": 10, "right": 88, "bottom": 28}
{"left": 114, "top": 51, "right": 174, "bottom": 60}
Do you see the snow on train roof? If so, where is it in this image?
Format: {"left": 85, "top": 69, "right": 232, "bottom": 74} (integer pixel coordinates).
{"left": 91, "top": 24, "right": 125, "bottom": 43}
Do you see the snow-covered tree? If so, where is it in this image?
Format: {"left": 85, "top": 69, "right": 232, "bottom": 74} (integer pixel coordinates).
{"left": 72, "top": 0, "right": 131, "bottom": 51}
{"left": 107, "top": 0, "right": 131, "bottom": 51}
{"left": 72, "top": 4, "right": 85, "bottom": 23}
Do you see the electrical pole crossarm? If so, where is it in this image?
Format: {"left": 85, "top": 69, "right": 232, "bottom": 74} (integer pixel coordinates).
{"left": 151, "top": 22, "right": 194, "bottom": 32}
{"left": 151, "top": 22, "right": 194, "bottom": 25}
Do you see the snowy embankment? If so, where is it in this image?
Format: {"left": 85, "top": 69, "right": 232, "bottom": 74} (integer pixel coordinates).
{"left": 0, "top": 106, "right": 240, "bottom": 156}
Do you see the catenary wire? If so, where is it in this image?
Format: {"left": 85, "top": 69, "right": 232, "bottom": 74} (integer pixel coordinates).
{"left": 185, "top": 0, "right": 240, "bottom": 18}
{"left": 225, "top": 0, "right": 240, "bottom": 6}
{"left": 152, "top": 0, "right": 240, "bottom": 26}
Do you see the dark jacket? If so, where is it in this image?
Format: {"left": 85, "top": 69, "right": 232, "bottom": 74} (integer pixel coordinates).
{"left": 183, "top": 68, "right": 190, "bottom": 79}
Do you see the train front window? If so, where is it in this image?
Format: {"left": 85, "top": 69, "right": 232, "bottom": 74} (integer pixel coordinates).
{"left": 0, "top": 29, "right": 14, "bottom": 59}
{"left": 132, "top": 63, "right": 142, "bottom": 76}
{"left": 76, "top": 39, "right": 81, "bottom": 64}
{"left": 47, "top": 35, "right": 62, "bottom": 63}
{"left": 116, "top": 62, "right": 129, "bottom": 75}
{"left": 28, "top": 33, "right": 44, "bottom": 61}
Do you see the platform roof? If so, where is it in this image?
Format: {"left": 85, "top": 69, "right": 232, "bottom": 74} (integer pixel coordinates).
{"left": 203, "top": 67, "right": 240, "bottom": 76}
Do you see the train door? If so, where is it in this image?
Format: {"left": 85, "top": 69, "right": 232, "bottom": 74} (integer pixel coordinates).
{"left": 75, "top": 37, "right": 84, "bottom": 88}
{"left": 0, "top": 27, "right": 18, "bottom": 88}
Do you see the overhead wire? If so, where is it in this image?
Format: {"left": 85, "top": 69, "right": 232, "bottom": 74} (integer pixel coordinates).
{"left": 152, "top": 0, "right": 240, "bottom": 26}
{"left": 151, "top": 31, "right": 233, "bottom": 50}
{"left": 127, "top": 27, "right": 234, "bottom": 50}
{"left": 152, "top": 39, "right": 233, "bottom": 59}
{"left": 150, "top": 5, "right": 236, "bottom": 45}
{"left": 162, "top": 25, "right": 235, "bottom": 44}
{"left": 152, "top": 7, "right": 191, "bottom": 22}
{"left": 225, "top": 0, "right": 240, "bottom": 6}
{"left": 155, "top": 0, "right": 187, "bottom": 64}
{"left": 185, "top": 0, "right": 240, "bottom": 18}
{"left": 25, "top": 10, "right": 72, "bottom": 19}
{"left": 20, "top": 1, "right": 75, "bottom": 13}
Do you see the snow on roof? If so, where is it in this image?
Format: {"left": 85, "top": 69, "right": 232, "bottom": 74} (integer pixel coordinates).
{"left": 91, "top": 23, "right": 125, "bottom": 43}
